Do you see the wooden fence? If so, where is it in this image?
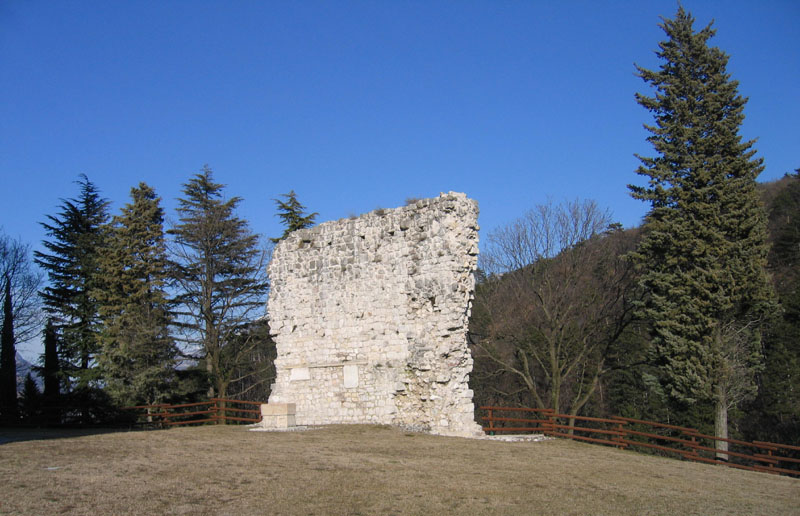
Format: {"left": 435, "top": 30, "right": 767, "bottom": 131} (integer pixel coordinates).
{"left": 126, "top": 398, "right": 264, "bottom": 427}
{"left": 481, "top": 406, "right": 800, "bottom": 478}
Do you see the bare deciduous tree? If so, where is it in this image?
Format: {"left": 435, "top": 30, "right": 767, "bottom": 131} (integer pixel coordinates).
{"left": 0, "top": 230, "right": 43, "bottom": 345}
{"left": 470, "top": 200, "right": 639, "bottom": 419}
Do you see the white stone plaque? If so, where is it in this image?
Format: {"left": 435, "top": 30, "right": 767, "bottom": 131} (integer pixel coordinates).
{"left": 290, "top": 367, "right": 310, "bottom": 381}
{"left": 343, "top": 365, "right": 359, "bottom": 388}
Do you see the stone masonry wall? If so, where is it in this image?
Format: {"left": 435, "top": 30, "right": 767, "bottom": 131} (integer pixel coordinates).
{"left": 267, "top": 192, "right": 481, "bottom": 436}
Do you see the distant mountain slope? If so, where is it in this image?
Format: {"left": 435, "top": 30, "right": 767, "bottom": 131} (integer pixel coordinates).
{"left": 15, "top": 353, "right": 43, "bottom": 393}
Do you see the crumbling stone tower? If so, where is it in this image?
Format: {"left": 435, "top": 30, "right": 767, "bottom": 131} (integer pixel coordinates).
{"left": 267, "top": 192, "right": 481, "bottom": 436}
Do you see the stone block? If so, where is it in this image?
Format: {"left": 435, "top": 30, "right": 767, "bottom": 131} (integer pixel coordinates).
{"left": 343, "top": 364, "right": 359, "bottom": 388}
{"left": 260, "top": 403, "right": 297, "bottom": 429}
{"left": 290, "top": 367, "right": 310, "bottom": 381}
{"left": 261, "top": 403, "right": 296, "bottom": 416}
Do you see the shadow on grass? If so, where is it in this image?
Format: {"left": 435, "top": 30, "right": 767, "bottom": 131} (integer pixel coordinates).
{"left": 0, "top": 425, "right": 149, "bottom": 445}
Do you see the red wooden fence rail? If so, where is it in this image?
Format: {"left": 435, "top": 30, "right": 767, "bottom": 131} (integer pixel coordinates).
{"left": 480, "top": 406, "right": 800, "bottom": 478}
{"left": 126, "top": 398, "right": 264, "bottom": 427}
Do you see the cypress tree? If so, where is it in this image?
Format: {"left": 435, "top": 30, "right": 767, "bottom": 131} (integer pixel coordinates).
{"left": 271, "top": 190, "right": 318, "bottom": 243}
{"left": 34, "top": 175, "right": 109, "bottom": 391}
{"left": 170, "top": 166, "right": 269, "bottom": 400}
{"left": 96, "top": 183, "right": 177, "bottom": 406}
{"left": 0, "top": 275, "right": 18, "bottom": 419}
{"left": 41, "top": 318, "right": 61, "bottom": 424}
{"left": 630, "top": 8, "right": 774, "bottom": 457}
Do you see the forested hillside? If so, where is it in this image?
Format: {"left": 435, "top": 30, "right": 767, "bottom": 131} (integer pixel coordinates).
{"left": 468, "top": 7, "right": 799, "bottom": 452}
{"left": 469, "top": 172, "right": 800, "bottom": 446}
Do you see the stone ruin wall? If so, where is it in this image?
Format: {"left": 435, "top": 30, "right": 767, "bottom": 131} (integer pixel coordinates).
{"left": 267, "top": 192, "right": 482, "bottom": 436}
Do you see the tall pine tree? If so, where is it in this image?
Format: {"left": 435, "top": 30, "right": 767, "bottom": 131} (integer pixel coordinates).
{"left": 271, "top": 190, "right": 318, "bottom": 243}
{"left": 95, "top": 183, "right": 177, "bottom": 406}
{"left": 630, "top": 8, "right": 774, "bottom": 458}
{"left": 170, "top": 167, "right": 269, "bottom": 400}
{"left": 34, "top": 175, "right": 109, "bottom": 391}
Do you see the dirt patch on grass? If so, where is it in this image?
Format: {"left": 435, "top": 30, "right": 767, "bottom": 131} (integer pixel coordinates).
{"left": 1, "top": 424, "right": 798, "bottom": 515}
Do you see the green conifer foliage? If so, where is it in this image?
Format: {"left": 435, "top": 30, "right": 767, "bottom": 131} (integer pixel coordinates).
{"left": 630, "top": 8, "right": 774, "bottom": 455}
{"left": 271, "top": 190, "right": 318, "bottom": 243}
{"left": 20, "top": 373, "right": 41, "bottom": 422}
{"left": 96, "top": 183, "right": 177, "bottom": 406}
{"left": 34, "top": 175, "right": 109, "bottom": 390}
{"left": 41, "top": 318, "right": 61, "bottom": 424}
{"left": 170, "top": 166, "right": 269, "bottom": 399}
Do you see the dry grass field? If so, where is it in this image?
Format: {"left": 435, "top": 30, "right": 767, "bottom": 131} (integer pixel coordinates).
{"left": 1, "top": 424, "right": 798, "bottom": 515}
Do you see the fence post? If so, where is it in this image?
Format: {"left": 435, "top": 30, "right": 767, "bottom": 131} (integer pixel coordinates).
{"left": 688, "top": 433, "right": 700, "bottom": 462}
{"left": 488, "top": 408, "right": 494, "bottom": 435}
{"left": 615, "top": 421, "right": 625, "bottom": 449}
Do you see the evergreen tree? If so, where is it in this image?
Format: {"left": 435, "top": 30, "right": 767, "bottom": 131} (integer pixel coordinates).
{"left": 271, "top": 190, "right": 318, "bottom": 243}
{"left": 170, "top": 166, "right": 269, "bottom": 400}
{"left": 95, "top": 183, "right": 177, "bottom": 406}
{"left": 41, "top": 318, "right": 61, "bottom": 425}
{"left": 19, "top": 373, "right": 41, "bottom": 423}
{"left": 630, "top": 8, "right": 774, "bottom": 457}
{"left": 34, "top": 175, "right": 109, "bottom": 391}
{"left": 0, "top": 275, "right": 18, "bottom": 419}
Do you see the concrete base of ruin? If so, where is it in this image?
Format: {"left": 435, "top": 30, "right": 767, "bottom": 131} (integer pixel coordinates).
{"left": 259, "top": 403, "right": 296, "bottom": 429}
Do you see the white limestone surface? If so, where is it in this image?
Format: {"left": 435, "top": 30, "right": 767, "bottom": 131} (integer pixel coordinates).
{"left": 267, "top": 192, "right": 482, "bottom": 436}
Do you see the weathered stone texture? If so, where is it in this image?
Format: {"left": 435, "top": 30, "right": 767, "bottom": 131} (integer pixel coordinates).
{"left": 267, "top": 192, "right": 481, "bottom": 436}
{"left": 260, "top": 403, "right": 296, "bottom": 429}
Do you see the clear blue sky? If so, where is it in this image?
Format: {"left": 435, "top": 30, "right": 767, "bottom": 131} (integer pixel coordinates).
{"left": 1, "top": 1, "right": 798, "bottom": 354}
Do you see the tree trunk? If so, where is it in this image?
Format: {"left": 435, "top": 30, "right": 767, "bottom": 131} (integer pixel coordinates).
{"left": 714, "top": 384, "right": 729, "bottom": 462}
{"left": 206, "top": 357, "right": 215, "bottom": 398}
{"left": 550, "top": 356, "right": 560, "bottom": 417}
{"left": 217, "top": 383, "right": 227, "bottom": 425}
{"left": 567, "top": 416, "right": 576, "bottom": 436}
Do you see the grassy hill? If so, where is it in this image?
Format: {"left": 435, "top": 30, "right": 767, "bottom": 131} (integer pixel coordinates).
{"left": 1, "top": 424, "right": 797, "bottom": 515}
